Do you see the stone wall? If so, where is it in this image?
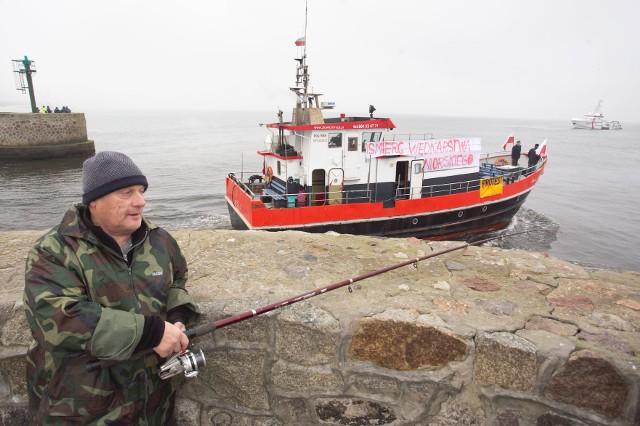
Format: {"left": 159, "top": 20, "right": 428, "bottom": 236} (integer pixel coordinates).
{"left": 0, "top": 230, "right": 639, "bottom": 425}
{"left": 0, "top": 113, "right": 94, "bottom": 159}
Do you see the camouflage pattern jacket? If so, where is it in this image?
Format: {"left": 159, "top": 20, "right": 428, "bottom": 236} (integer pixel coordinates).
{"left": 24, "top": 204, "right": 200, "bottom": 425}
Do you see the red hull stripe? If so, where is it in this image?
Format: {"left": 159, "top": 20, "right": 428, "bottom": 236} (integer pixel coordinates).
{"left": 265, "top": 118, "right": 396, "bottom": 131}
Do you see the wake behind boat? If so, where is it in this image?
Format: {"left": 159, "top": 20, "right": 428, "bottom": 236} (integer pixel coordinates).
{"left": 572, "top": 100, "right": 622, "bottom": 130}
{"left": 225, "top": 33, "right": 548, "bottom": 240}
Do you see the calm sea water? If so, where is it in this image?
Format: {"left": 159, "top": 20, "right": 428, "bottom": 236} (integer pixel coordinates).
{"left": 1, "top": 110, "right": 638, "bottom": 272}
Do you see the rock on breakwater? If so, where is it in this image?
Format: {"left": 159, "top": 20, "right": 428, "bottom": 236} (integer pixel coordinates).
{"left": 1, "top": 229, "right": 639, "bottom": 425}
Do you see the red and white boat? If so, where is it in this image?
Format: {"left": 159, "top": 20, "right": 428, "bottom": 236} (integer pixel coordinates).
{"left": 225, "top": 37, "right": 547, "bottom": 240}
{"left": 571, "top": 100, "right": 622, "bottom": 130}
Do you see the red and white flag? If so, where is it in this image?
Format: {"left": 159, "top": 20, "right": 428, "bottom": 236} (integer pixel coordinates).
{"left": 536, "top": 138, "right": 547, "bottom": 156}
{"left": 295, "top": 37, "right": 306, "bottom": 46}
{"left": 502, "top": 133, "right": 515, "bottom": 151}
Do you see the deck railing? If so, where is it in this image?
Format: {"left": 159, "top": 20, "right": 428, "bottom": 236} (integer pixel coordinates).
{"left": 228, "top": 157, "right": 546, "bottom": 208}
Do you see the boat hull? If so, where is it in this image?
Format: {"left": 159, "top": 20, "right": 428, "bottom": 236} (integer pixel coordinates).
{"left": 572, "top": 118, "right": 603, "bottom": 129}
{"left": 227, "top": 190, "right": 529, "bottom": 239}
{"left": 572, "top": 120, "right": 622, "bottom": 130}
{"left": 225, "top": 163, "right": 545, "bottom": 240}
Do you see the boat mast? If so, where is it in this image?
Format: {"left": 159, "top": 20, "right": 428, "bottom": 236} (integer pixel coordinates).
{"left": 293, "top": 2, "right": 309, "bottom": 110}
{"left": 291, "top": 1, "right": 324, "bottom": 125}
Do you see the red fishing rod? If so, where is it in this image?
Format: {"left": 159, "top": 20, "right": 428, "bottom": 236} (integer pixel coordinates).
{"left": 87, "top": 231, "right": 524, "bottom": 377}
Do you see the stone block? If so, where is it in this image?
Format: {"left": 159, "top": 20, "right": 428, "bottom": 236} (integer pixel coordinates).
{"left": 417, "top": 401, "right": 484, "bottom": 426}
{"left": 544, "top": 350, "right": 629, "bottom": 420}
{"left": 474, "top": 298, "right": 518, "bottom": 316}
{"left": 547, "top": 295, "right": 593, "bottom": 312}
{"left": 205, "top": 407, "right": 283, "bottom": 426}
{"left": 536, "top": 411, "right": 588, "bottom": 425}
{"left": 524, "top": 315, "right": 578, "bottom": 337}
{"left": 174, "top": 397, "right": 202, "bottom": 425}
{"left": 0, "top": 308, "right": 31, "bottom": 347}
{"left": 197, "top": 348, "right": 269, "bottom": 410}
{"left": 271, "top": 396, "right": 312, "bottom": 425}
{"left": 577, "top": 331, "right": 636, "bottom": 355}
{"left": 474, "top": 332, "right": 537, "bottom": 391}
{"left": 0, "top": 356, "right": 27, "bottom": 398}
{"left": 350, "top": 319, "right": 468, "bottom": 371}
{"left": 459, "top": 277, "right": 501, "bottom": 292}
{"left": 271, "top": 360, "right": 343, "bottom": 396}
{"left": 516, "top": 279, "right": 551, "bottom": 293}
{"left": 314, "top": 398, "right": 397, "bottom": 425}
{"left": 0, "top": 406, "right": 30, "bottom": 426}
{"left": 346, "top": 373, "right": 400, "bottom": 401}
{"left": 275, "top": 303, "right": 341, "bottom": 366}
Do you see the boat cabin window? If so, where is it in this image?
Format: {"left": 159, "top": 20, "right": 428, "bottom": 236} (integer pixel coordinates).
{"left": 361, "top": 132, "right": 382, "bottom": 151}
{"left": 328, "top": 133, "right": 342, "bottom": 148}
{"left": 348, "top": 137, "right": 358, "bottom": 151}
{"left": 277, "top": 161, "right": 281, "bottom": 175}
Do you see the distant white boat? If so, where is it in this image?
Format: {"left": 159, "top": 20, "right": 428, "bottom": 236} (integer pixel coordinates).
{"left": 572, "top": 100, "right": 622, "bottom": 130}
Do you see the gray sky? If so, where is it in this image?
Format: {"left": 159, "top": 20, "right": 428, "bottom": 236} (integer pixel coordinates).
{"left": 1, "top": 0, "right": 639, "bottom": 122}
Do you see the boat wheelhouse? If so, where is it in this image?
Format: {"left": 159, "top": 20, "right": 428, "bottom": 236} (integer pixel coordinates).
{"left": 225, "top": 37, "right": 547, "bottom": 239}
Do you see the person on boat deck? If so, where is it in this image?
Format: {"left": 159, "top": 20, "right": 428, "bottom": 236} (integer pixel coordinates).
{"left": 23, "top": 151, "right": 200, "bottom": 425}
{"left": 511, "top": 140, "right": 522, "bottom": 166}
{"left": 527, "top": 144, "right": 540, "bottom": 169}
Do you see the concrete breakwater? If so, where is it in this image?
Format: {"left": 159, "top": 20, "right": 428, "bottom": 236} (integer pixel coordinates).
{"left": 0, "top": 113, "right": 94, "bottom": 160}
{"left": 0, "top": 229, "right": 639, "bottom": 425}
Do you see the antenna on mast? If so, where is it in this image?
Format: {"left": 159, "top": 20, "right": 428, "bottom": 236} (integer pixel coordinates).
{"left": 290, "top": 1, "right": 325, "bottom": 125}
{"left": 293, "top": 1, "right": 309, "bottom": 109}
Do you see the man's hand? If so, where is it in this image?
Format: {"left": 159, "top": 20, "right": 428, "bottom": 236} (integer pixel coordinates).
{"left": 153, "top": 321, "right": 189, "bottom": 358}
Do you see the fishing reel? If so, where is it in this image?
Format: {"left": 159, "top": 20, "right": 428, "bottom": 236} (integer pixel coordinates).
{"left": 159, "top": 348, "right": 206, "bottom": 380}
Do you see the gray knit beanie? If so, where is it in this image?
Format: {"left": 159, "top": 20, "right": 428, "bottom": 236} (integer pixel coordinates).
{"left": 82, "top": 151, "right": 148, "bottom": 204}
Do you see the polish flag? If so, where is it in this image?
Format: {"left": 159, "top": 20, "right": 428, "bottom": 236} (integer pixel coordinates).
{"left": 502, "top": 133, "right": 515, "bottom": 151}
{"left": 536, "top": 138, "right": 547, "bottom": 156}
{"left": 295, "top": 37, "right": 306, "bottom": 46}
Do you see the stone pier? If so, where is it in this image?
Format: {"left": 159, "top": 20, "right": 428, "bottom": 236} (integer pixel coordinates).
{"left": 0, "top": 229, "right": 638, "bottom": 425}
{"left": 0, "top": 113, "right": 94, "bottom": 160}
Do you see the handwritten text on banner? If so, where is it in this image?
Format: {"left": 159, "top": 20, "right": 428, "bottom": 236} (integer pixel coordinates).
{"left": 365, "top": 138, "right": 481, "bottom": 171}
{"left": 480, "top": 176, "right": 503, "bottom": 198}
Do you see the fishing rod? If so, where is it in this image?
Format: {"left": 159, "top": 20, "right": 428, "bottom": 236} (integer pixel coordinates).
{"left": 87, "top": 231, "right": 525, "bottom": 377}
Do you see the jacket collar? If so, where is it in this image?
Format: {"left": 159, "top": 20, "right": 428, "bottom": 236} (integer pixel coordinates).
{"left": 58, "top": 204, "right": 156, "bottom": 250}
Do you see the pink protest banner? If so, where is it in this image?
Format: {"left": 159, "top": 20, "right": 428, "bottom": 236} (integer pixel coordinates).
{"left": 365, "top": 138, "right": 481, "bottom": 171}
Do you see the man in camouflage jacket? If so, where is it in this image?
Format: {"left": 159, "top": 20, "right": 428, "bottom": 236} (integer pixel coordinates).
{"left": 24, "top": 152, "right": 201, "bottom": 425}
